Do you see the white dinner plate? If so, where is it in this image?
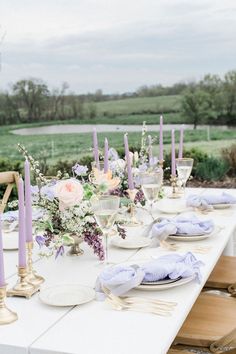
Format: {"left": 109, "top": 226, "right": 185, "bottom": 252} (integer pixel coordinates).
{"left": 39, "top": 284, "right": 95, "bottom": 307}
{"left": 111, "top": 236, "right": 151, "bottom": 249}
{"left": 136, "top": 275, "right": 195, "bottom": 291}
{"left": 168, "top": 226, "right": 218, "bottom": 242}
{"left": 2, "top": 232, "right": 18, "bottom": 250}
{"left": 141, "top": 276, "right": 182, "bottom": 286}
{"left": 212, "top": 203, "right": 231, "bottom": 210}
{"left": 155, "top": 199, "right": 188, "bottom": 214}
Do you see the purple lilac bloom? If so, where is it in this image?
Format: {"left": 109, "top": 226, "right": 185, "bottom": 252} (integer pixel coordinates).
{"left": 108, "top": 148, "right": 119, "bottom": 161}
{"left": 72, "top": 163, "right": 88, "bottom": 176}
{"left": 55, "top": 245, "right": 65, "bottom": 259}
{"left": 149, "top": 156, "right": 159, "bottom": 166}
{"left": 35, "top": 235, "right": 46, "bottom": 248}
{"left": 138, "top": 163, "right": 148, "bottom": 173}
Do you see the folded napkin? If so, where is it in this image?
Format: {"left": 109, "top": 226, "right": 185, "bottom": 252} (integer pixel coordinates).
{"left": 2, "top": 209, "right": 44, "bottom": 223}
{"left": 187, "top": 192, "right": 236, "bottom": 210}
{"left": 151, "top": 214, "right": 214, "bottom": 246}
{"left": 95, "top": 252, "right": 203, "bottom": 300}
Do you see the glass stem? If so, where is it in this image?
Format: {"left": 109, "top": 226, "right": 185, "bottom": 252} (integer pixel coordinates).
{"left": 104, "top": 231, "right": 109, "bottom": 264}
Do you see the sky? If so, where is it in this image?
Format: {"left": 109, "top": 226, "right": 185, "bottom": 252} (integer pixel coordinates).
{"left": 0, "top": 0, "right": 236, "bottom": 93}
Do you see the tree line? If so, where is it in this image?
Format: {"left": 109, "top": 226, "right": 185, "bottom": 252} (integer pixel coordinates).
{"left": 0, "top": 70, "right": 235, "bottom": 126}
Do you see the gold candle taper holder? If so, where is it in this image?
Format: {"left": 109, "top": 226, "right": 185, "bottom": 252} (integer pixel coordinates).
{"left": 26, "top": 242, "right": 45, "bottom": 286}
{"left": 159, "top": 159, "right": 165, "bottom": 169}
{"left": 169, "top": 175, "right": 181, "bottom": 199}
{"left": 7, "top": 267, "right": 40, "bottom": 299}
{"left": 0, "top": 285, "right": 18, "bottom": 325}
{"left": 126, "top": 189, "right": 143, "bottom": 226}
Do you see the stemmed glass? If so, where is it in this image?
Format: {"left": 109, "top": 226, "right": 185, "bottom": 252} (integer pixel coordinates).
{"left": 176, "top": 158, "right": 194, "bottom": 193}
{"left": 91, "top": 195, "right": 120, "bottom": 265}
{"left": 139, "top": 169, "right": 163, "bottom": 219}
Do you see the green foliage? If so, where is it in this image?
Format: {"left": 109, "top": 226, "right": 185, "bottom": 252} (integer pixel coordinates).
{"left": 195, "top": 157, "right": 229, "bottom": 181}
{"left": 221, "top": 144, "right": 236, "bottom": 176}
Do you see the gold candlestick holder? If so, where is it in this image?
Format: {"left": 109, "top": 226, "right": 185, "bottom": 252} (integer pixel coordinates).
{"left": 7, "top": 267, "right": 39, "bottom": 299}
{"left": 126, "top": 189, "right": 143, "bottom": 226}
{"left": 0, "top": 285, "right": 18, "bottom": 325}
{"left": 26, "top": 242, "right": 45, "bottom": 286}
{"left": 169, "top": 175, "right": 181, "bottom": 199}
{"left": 159, "top": 159, "right": 165, "bottom": 169}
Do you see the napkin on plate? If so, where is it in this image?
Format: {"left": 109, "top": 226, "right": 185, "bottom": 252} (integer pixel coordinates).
{"left": 2, "top": 209, "right": 44, "bottom": 232}
{"left": 186, "top": 192, "right": 236, "bottom": 210}
{"left": 95, "top": 252, "right": 203, "bottom": 299}
{"left": 150, "top": 214, "right": 214, "bottom": 246}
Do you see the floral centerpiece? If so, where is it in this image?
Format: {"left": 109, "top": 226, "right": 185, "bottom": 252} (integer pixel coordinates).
{"left": 18, "top": 145, "right": 126, "bottom": 261}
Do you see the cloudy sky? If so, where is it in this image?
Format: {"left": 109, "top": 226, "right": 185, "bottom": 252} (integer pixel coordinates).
{"left": 0, "top": 0, "right": 236, "bottom": 93}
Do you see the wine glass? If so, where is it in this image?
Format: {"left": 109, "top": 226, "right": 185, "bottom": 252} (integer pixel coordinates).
{"left": 176, "top": 158, "right": 194, "bottom": 193}
{"left": 91, "top": 195, "right": 120, "bottom": 264}
{"left": 139, "top": 169, "right": 163, "bottom": 218}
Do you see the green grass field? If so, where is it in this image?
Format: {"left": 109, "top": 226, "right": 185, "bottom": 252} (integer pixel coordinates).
{"left": 2, "top": 124, "right": 235, "bottom": 165}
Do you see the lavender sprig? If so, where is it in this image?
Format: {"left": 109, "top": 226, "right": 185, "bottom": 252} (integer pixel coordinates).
{"left": 83, "top": 223, "right": 105, "bottom": 260}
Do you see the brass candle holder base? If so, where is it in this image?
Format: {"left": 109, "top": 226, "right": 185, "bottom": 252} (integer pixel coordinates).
{"left": 7, "top": 267, "right": 40, "bottom": 299}
{"left": 126, "top": 189, "right": 143, "bottom": 227}
{"left": 26, "top": 241, "right": 45, "bottom": 286}
{"left": 0, "top": 286, "right": 18, "bottom": 325}
{"left": 169, "top": 175, "right": 181, "bottom": 199}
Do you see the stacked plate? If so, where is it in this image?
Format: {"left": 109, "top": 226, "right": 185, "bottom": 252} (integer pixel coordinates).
{"left": 136, "top": 275, "right": 195, "bottom": 291}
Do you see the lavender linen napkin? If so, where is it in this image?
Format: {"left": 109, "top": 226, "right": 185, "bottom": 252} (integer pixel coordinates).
{"left": 95, "top": 265, "right": 145, "bottom": 300}
{"left": 151, "top": 214, "right": 214, "bottom": 246}
{"left": 187, "top": 192, "right": 236, "bottom": 210}
{"left": 141, "top": 252, "right": 204, "bottom": 283}
{"left": 95, "top": 252, "right": 203, "bottom": 299}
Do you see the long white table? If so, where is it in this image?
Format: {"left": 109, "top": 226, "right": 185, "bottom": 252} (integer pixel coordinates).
{"left": 1, "top": 188, "right": 236, "bottom": 354}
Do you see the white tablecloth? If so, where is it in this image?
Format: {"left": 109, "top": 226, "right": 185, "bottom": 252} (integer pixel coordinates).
{"left": 1, "top": 188, "right": 236, "bottom": 354}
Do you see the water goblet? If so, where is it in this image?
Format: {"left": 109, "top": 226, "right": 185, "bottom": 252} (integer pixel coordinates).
{"left": 139, "top": 169, "right": 163, "bottom": 219}
{"left": 91, "top": 195, "right": 120, "bottom": 265}
{"left": 175, "top": 158, "right": 194, "bottom": 194}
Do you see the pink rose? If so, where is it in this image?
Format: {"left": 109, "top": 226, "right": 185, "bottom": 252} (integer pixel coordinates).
{"left": 55, "top": 179, "right": 84, "bottom": 211}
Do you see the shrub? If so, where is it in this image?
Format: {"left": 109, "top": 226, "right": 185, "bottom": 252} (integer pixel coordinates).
{"left": 221, "top": 144, "right": 236, "bottom": 176}
{"left": 195, "top": 157, "right": 229, "bottom": 181}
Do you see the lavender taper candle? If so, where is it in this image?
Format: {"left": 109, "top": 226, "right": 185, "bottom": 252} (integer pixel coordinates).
{"left": 178, "top": 125, "right": 184, "bottom": 159}
{"left": 24, "top": 159, "right": 33, "bottom": 243}
{"left": 0, "top": 215, "right": 5, "bottom": 287}
{"left": 92, "top": 128, "right": 100, "bottom": 170}
{"left": 171, "top": 129, "right": 176, "bottom": 176}
{"left": 104, "top": 138, "right": 109, "bottom": 173}
{"left": 159, "top": 115, "right": 163, "bottom": 161}
{"left": 18, "top": 178, "right": 26, "bottom": 268}
{"left": 124, "top": 134, "right": 134, "bottom": 190}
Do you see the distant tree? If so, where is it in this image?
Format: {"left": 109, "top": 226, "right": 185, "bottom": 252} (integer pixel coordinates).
{"left": 182, "top": 88, "right": 211, "bottom": 129}
{"left": 222, "top": 70, "right": 236, "bottom": 125}
{"left": 86, "top": 101, "right": 97, "bottom": 119}
{"left": 13, "top": 78, "right": 49, "bottom": 122}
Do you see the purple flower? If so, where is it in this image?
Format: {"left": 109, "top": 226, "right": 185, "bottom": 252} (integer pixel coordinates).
{"left": 138, "top": 163, "right": 148, "bottom": 173}
{"left": 35, "top": 235, "right": 46, "bottom": 248}
{"left": 149, "top": 157, "right": 159, "bottom": 166}
{"left": 55, "top": 245, "right": 65, "bottom": 259}
{"left": 108, "top": 148, "right": 119, "bottom": 161}
{"left": 41, "top": 185, "right": 55, "bottom": 201}
{"left": 72, "top": 163, "right": 88, "bottom": 176}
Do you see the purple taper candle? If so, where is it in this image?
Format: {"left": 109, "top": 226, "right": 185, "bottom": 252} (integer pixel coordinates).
{"left": 18, "top": 178, "right": 26, "bottom": 268}
{"left": 92, "top": 128, "right": 100, "bottom": 170}
{"left": 171, "top": 129, "right": 176, "bottom": 176}
{"left": 159, "top": 115, "right": 163, "bottom": 161}
{"left": 124, "top": 134, "right": 134, "bottom": 190}
{"left": 178, "top": 125, "right": 184, "bottom": 159}
{"left": 148, "top": 135, "right": 153, "bottom": 162}
{"left": 24, "top": 159, "right": 33, "bottom": 243}
{"left": 0, "top": 214, "right": 5, "bottom": 287}
{"left": 104, "top": 138, "right": 109, "bottom": 173}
